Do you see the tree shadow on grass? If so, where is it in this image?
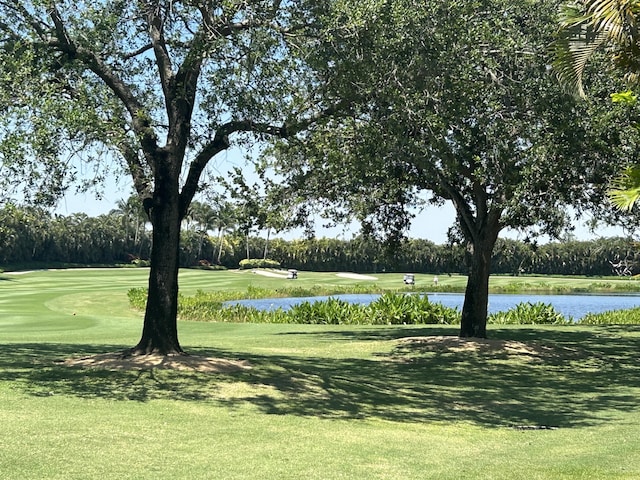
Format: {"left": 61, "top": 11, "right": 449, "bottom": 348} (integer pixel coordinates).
{"left": 1, "top": 325, "right": 640, "bottom": 428}
{"left": 0, "top": 342, "right": 239, "bottom": 402}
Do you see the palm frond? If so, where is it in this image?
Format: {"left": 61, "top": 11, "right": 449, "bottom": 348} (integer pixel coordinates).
{"left": 586, "top": 0, "right": 640, "bottom": 42}
{"left": 608, "top": 165, "right": 640, "bottom": 210}
{"left": 553, "top": 0, "right": 640, "bottom": 97}
{"left": 553, "top": 24, "right": 607, "bottom": 97}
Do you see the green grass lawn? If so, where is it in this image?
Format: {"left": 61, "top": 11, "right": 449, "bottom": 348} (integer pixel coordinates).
{"left": 1, "top": 268, "right": 640, "bottom": 479}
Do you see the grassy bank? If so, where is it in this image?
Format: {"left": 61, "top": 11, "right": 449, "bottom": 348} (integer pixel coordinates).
{"left": 1, "top": 268, "right": 640, "bottom": 479}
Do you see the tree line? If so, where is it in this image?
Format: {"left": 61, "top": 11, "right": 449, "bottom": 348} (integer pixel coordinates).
{"left": 2, "top": 203, "right": 637, "bottom": 278}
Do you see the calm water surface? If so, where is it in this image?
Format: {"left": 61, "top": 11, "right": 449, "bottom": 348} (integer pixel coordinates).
{"left": 226, "top": 292, "right": 640, "bottom": 319}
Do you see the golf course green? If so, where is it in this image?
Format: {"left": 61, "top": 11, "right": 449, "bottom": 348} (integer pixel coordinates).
{"left": 1, "top": 268, "right": 639, "bottom": 479}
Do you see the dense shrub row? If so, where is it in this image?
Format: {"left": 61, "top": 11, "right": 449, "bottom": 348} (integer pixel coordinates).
{"left": 129, "top": 287, "right": 640, "bottom": 326}
{"left": 129, "top": 289, "right": 461, "bottom": 325}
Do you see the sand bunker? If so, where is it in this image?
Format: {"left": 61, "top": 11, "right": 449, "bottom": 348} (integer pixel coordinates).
{"left": 336, "top": 272, "right": 379, "bottom": 280}
{"left": 251, "top": 269, "right": 289, "bottom": 278}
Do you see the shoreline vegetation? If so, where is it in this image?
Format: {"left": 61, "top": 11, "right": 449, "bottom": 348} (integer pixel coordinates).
{"left": 123, "top": 269, "right": 640, "bottom": 326}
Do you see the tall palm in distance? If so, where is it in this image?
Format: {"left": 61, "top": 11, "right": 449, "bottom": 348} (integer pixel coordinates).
{"left": 186, "top": 198, "right": 239, "bottom": 264}
{"left": 213, "top": 201, "right": 237, "bottom": 264}
{"left": 554, "top": 0, "right": 640, "bottom": 210}
{"left": 111, "top": 196, "right": 149, "bottom": 258}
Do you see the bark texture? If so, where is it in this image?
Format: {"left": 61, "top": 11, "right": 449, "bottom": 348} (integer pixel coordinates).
{"left": 454, "top": 192, "right": 501, "bottom": 339}
{"left": 128, "top": 160, "right": 184, "bottom": 356}
{"left": 459, "top": 240, "right": 494, "bottom": 338}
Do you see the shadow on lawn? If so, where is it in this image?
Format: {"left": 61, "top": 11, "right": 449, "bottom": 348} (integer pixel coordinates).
{"left": 1, "top": 325, "right": 640, "bottom": 428}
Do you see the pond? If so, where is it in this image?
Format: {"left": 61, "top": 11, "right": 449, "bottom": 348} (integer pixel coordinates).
{"left": 225, "top": 292, "right": 640, "bottom": 319}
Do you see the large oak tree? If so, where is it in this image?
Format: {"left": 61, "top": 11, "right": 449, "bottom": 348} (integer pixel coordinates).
{"left": 270, "top": 0, "right": 635, "bottom": 337}
{"left": 0, "top": 1, "right": 338, "bottom": 355}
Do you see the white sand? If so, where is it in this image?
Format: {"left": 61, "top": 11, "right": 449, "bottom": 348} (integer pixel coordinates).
{"left": 252, "top": 269, "right": 289, "bottom": 278}
{"left": 336, "top": 272, "right": 378, "bottom": 280}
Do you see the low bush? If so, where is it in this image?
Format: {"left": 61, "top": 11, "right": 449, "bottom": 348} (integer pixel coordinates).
{"left": 131, "top": 258, "right": 151, "bottom": 267}
{"left": 367, "top": 293, "right": 459, "bottom": 325}
{"left": 579, "top": 307, "right": 640, "bottom": 325}
{"left": 488, "top": 302, "right": 571, "bottom": 325}
{"left": 127, "top": 287, "right": 148, "bottom": 309}
{"left": 287, "top": 298, "right": 367, "bottom": 324}
{"left": 241, "top": 294, "right": 461, "bottom": 325}
{"left": 177, "top": 290, "right": 223, "bottom": 320}
{"left": 214, "top": 304, "right": 290, "bottom": 323}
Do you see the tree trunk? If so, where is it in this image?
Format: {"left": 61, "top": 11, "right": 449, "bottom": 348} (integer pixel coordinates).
{"left": 216, "top": 228, "right": 224, "bottom": 264}
{"left": 197, "top": 231, "right": 204, "bottom": 260}
{"left": 127, "top": 180, "right": 184, "bottom": 356}
{"left": 263, "top": 227, "right": 271, "bottom": 260}
{"left": 459, "top": 235, "right": 497, "bottom": 338}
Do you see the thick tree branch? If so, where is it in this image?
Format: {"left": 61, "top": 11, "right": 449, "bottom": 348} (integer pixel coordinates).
{"left": 179, "top": 119, "right": 285, "bottom": 216}
{"left": 120, "top": 140, "right": 154, "bottom": 200}
{"left": 473, "top": 178, "right": 488, "bottom": 228}
{"left": 179, "top": 133, "right": 230, "bottom": 217}
{"left": 179, "top": 100, "right": 349, "bottom": 216}
{"left": 45, "top": 22, "right": 161, "bottom": 172}
{"left": 48, "top": 3, "right": 73, "bottom": 47}
{"left": 169, "top": 29, "right": 205, "bottom": 153}
{"left": 143, "top": 2, "right": 175, "bottom": 115}
{"left": 442, "top": 181, "right": 477, "bottom": 243}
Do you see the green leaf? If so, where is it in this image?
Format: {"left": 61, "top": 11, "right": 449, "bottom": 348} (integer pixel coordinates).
{"left": 608, "top": 166, "right": 640, "bottom": 211}
{"left": 610, "top": 90, "right": 638, "bottom": 104}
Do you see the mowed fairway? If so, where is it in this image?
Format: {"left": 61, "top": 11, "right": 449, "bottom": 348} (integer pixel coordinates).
{"left": 1, "top": 268, "right": 640, "bottom": 479}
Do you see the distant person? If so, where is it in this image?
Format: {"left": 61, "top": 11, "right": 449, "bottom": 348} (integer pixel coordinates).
{"left": 433, "top": 276, "right": 439, "bottom": 286}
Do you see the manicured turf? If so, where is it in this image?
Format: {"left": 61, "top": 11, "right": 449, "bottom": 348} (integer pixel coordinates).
{"left": 1, "top": 268, "right": 640, "bottom": 479}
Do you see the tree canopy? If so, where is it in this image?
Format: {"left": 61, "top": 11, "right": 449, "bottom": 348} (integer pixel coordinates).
{"left": 269, "top": 0, "right": 635, "bottom": 336}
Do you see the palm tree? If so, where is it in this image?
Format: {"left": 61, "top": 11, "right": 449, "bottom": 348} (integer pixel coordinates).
{"left": 187, "top": 201, "right": 218, "bottom": 260}
{"left": 554, "top": 0, "right": 640, "bottom": 210}
{"left": 112, "top": 195, "right": 148, "bottom": 257}
{"left": 212, "top": 201, "right": 237, "bottom": 264}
